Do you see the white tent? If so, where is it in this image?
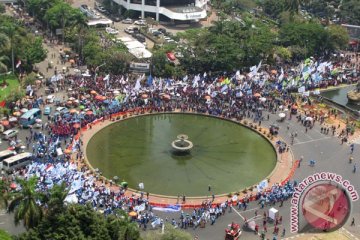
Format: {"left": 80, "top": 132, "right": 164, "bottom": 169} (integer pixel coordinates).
{"left": 118, "top": 36, "right": 133, "bottom": 43}
{"left": 129, "top": 48, "right": 152, "bottom": 59}
{"left": 124, "top": 41, "right": 146, "bottom": 50}
{"left": 268, "top": 208, "right": 279, "bottom": 221}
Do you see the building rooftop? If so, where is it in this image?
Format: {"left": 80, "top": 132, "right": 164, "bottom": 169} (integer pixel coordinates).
{"left": 168, "top": 6, "right": 203, "bottom": 13}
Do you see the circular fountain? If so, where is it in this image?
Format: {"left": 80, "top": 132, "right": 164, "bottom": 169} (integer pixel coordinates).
{"left": 171, "top": 134, "right": 193, "bottom": 153}
{"left": 86, "top": 113, "right": 277, "bottom": 196}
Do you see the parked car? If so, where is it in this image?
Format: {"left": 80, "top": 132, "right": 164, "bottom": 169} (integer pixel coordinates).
{"left": 96, "top": 5, "right": 107, "bottom": 13}
{"left": 132, "top": 33, "right": 146, "bottom": 42}
{"left": 2, "top": 129, "right": 19, "bottom": 140}
{"left": 55, "top": 107, "right": 69, "bottom": 115}
{"left": 158, "top": 28, "right": 166, "bottom": 34}
{"left": 152, "top": 31, "right": 161, "bottom": 37}
{"left": 109, "top": 15, "right": 121, "bottom": 22}
{"left": 122, "top": 18, "right": 133, "bottom": 24}
{"left": 134, "top": 19, "right": 146, "bottom": 26}
{"left": 46, "top": 95, "right": 55, "bottom": 104}
{"left": 125, "top": 26, "right": 139, "bottom": 34}
{"left": 44, "top": 106, "right": 52, "bottom": 115}
{"left": 105, "top": 27, "right": 119, "bottom": 35}
{"left": 166, "top": 52, "right": 176, "bottom": 62}
{"left": 166, "top": 39, "right": 176, "bottom": 44}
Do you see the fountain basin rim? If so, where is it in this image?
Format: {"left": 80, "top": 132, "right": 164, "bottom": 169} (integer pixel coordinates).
{"left": 171, "top": 139, "right": 194, "bottom": 151}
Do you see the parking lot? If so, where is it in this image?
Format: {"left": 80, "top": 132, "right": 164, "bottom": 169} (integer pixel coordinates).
{"left": 71, "top": 0, "right": 216, "bottom": 52}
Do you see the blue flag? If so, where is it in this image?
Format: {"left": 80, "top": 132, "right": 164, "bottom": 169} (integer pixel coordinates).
{"left": 147, "top": 75, "right": 153, "bottom": 86}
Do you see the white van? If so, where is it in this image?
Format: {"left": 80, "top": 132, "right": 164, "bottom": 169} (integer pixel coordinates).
{"left": 2, "top": 129, "right": 19, "bottom": 140}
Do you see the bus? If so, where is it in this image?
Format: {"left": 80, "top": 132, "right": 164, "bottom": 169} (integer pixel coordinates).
{"left": 2, "top": 152, "right": 33, "bottom": 172}
{"left": 19, "top": 108, "right": 42, "bottom": 128}
{"left": 0, "top": 150, "right": 16, "bottom": 162}
{"left": 0, "top": 150, "right": 16, "bottom": 168}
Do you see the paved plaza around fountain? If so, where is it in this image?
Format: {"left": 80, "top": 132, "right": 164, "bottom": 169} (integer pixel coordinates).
{"left": 74, "top": 102, "right": 360, "bottom": 240}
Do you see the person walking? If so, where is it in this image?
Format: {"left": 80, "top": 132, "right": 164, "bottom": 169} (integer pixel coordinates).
{"left": 351, "top": 217, "right": 355, "bottom": 226}
{"left": 353, "top": 164, "right": 357, "bottom": 173}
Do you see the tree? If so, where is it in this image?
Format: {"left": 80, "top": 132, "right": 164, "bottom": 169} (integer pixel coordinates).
{"left": 305, "top": 0, "right": 336, "bottom": 22}
{"left": 0, "top": 3, "right": 5, "bottom": 14}
{"left": 176, "top": 18, "right": 277, "bottom": 73}
{"left": 151, "top": 49, "right": 174, "bottom": 77}
{"left": 273, "top": 46, "right": 292, "bottom": 63}
{"left": 44, "top": 2, "right": 86, "bottom": 43}
{"left": 19, "top": 36, "right": 47, "bottom": 71}
{"left": 103, "top": 50, "right": 133, "bottom": 75}
{"left": 44, "top": 182, "right": 68, "bottom": 215}
{"left": 15, "top": 204, "right": 141, "bottom": 240}
{"left": 0, "top": 22, "right": 18, "bottom": 73}
{"left": 0, "top": 55, "right": 9, "bottom": 73}
{"left": 8, "top": 176, "right": 44, "bottom": 230}
{"left": 21, "top": 72, "right": 37, "bottom": 88}
{"left": 0, "top": 178, "right": 11, "bottom": 209}
{"left": 0, "top": 32, "right": 10, "bottom": 50}
{"left": 83, "top": 41, "right": 106, "bottom": 67}
{"left": 0, "top": 15, "right": 46, "bottom": 73}
{"left": 285, "top": 0, "right": 300, "bottom": 14}
{"left": 325, "top": 25, "right": 349, "bottom": 51}
{"left": 262, "top": 0, "right": 286, "bottom": 19}
{"left": 340, "top": 0, "right": 360, "bottom": 25}
{"left": 26, "top": 0, "right": 61, "bottom": 20}
{"left": 279, "top": 22, "right": 328, "bottom": 57}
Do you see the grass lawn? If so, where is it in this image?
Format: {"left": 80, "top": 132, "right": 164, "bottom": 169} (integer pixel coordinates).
{"left": 0, "top": 74, "right": 20, "bottom": 102}
{"left": 0, "top": 229, "right": 12, "bottom": 240}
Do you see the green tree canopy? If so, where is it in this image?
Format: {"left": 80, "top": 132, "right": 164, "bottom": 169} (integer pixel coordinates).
{"left": 279, "top": 22, "right": 328, "bottom": 57}
{"left": 325, "top": 25, "right": 350, "bottom": 50}
{"left": 262, "top": 0, "right": 286, "bottom": 19}
{"left": 177, "top": 18, "right": 276, "bottom": 73}
{"left": 0, "top": 3, "right": 5, "bottom": 14}
{"left": 340, "top": 0, "right": 360, "bottom": 25}
{"left": 8, "top": 176, "right": 44, "bottom": 230}
{"left": 18, "top": 36, "right": 47, "bottom": 71}
{"left": 44, "top": 1, "right": 86, "bottom": 40}
{"left": 15, "top": 205, "right": 141, "bottom": 240}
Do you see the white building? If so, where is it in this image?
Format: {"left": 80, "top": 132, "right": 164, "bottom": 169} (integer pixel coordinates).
{"left": 112, "top": 0, "right": 209, "bottom": 22}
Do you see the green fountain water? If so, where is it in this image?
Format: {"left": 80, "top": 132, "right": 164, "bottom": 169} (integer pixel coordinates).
{"left": 87, "top": 113, "right": 277, "bottom": 196}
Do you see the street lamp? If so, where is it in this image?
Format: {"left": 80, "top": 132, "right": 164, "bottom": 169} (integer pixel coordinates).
{"left": 94, "top": 63, "right": 106, "bottom": 82}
